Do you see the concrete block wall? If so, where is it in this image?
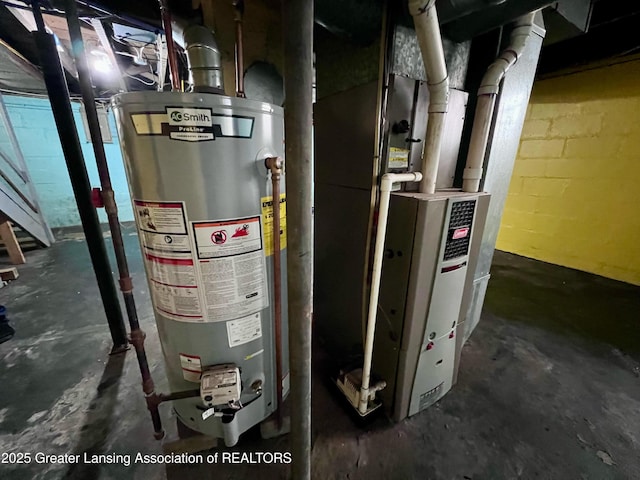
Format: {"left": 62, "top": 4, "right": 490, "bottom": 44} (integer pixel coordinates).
{"left": 496, "top": 57, "right": 640, "bottom": 286}
{"left": 4, "top": 95, "right": 134, "bottom": 229}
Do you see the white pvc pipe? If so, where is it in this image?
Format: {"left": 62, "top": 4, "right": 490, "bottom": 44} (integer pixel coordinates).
{"left": 463, "top": 95, "right": 496, "bottom": 193}
{"left": 462, "top": 13, "right": 536, "bottom": 193}
{"left": 359, "top": 172, "right": 422, "bottom": 414}
{"left": 409, "top": 0, "right": 449, "bottom": 194}
{"left": 421, "top": 113, "right": 447, "bottom": 194}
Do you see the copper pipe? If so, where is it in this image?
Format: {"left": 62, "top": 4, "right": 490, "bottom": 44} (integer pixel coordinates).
{"left": 160, "top": 2, "right": 180, "bottom": 91}
{"left": 266, "top": 157, "right": 283, "bottom": 429}
{"left": 233, "top": 0, "right": 245, "bottom": 97}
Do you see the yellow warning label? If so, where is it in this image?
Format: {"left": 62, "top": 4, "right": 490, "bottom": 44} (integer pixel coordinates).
{"left": 389, "top": 147, "right": 410, "bottom": 169}
{"left": 261, "top": 193, "right": 287, "bottom": 256}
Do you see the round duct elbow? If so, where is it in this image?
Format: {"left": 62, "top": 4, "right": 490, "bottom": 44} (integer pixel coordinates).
{"left": 184, "top": 25, "right": 225, "bottom": 94}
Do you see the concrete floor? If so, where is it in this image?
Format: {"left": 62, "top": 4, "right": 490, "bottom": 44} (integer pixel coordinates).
{"left": 0, "top": 231, "right": 639, "bottom": 480}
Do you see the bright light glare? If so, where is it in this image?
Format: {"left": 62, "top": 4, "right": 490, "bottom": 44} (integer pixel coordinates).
{"left": 56, "top": 44, "right": 64, "bottom": 53}
{"left": 92, "top": 57, "right": 113, "bottom": 73}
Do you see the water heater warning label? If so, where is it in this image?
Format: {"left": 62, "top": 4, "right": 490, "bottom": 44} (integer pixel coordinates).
{"left": 226, "top": 312, "right": 262, "bottom": 348}
{"left": 192, "top": 217, "right": 262, "bottom": 259}
{"left": 179, "top": 353, "right": 202, "bottom": 383}
{"left": 261, "top": 193, "right": 287, "bottom": 256}
{"left": 192, "top": 217, "right": 268, "bottom": 322}
{"left": 135, "top": 200, "right": 204, "bottom": 322}
{"left": 134, "top": 200, "right": 187, "bottom": 235}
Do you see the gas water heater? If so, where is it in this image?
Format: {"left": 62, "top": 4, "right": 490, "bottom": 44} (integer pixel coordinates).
{"left": 113, "top": 91, "right": 288, "bottom": 446}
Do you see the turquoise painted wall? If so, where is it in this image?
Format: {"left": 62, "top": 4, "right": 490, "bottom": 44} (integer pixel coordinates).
{"left": 4, "top": 95, "right": 134, "bottom": 228}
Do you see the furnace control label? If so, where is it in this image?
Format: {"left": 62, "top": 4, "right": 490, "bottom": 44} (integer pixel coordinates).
{"left": 261, "top": 193, "right": 287, "bottom": 256}
{"left": 192, "top": 216, "right": 268, "bottom": 322}
{"left": 388, "top": 147, "right": 410, "bottom": 169}
{"left": 135, "top": 200, "right": 204, "bottom": 322}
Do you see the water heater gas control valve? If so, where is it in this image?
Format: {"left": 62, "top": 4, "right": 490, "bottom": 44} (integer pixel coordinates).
{"left": 200, "top": 364, "right": 242, "bottom": 409}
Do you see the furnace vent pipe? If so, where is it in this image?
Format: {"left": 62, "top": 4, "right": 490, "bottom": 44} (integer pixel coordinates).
{"left": 409, "top": 0, "right": 449, "bottom": 194}
{"left": 462, "top": 12, "right": 535, "bottom": 192}
{"left": 183, "top": 24, "right": 225, "bottom": 94}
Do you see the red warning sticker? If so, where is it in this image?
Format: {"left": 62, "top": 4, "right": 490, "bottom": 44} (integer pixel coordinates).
{"left": 192, "top": 216, "right": 262, "bottom": 259}
{"left": 211, "top": 230, "right": 227, "bottom": 245}
{"left": 452, "top": 227, "right": 470, "bottom": 240}
{"left": 179, "top": 353, "right": 202, "bottom": 383}
{"left": 135, "top": 199, "right": 204, "bottom": 322}
{"left": 191, "top": 216, "right": 268, "bottom": 322}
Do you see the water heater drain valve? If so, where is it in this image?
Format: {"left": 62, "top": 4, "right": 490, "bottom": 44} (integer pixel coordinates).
{"left": 200, "top": 364, "right": 242, "bottom": 410}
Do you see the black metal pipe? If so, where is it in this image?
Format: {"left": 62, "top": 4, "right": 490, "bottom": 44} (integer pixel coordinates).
{"left": 159, "top": 389, "right": 201, "bottom": 402}
{"left": 63, "top": 0, "right": 164, "bottom": 438}
{"left": 30, "top": 1, "right": 128, "bottom": 352}
{"left": 283, "top": 0, "right": 314, "bottom": 478}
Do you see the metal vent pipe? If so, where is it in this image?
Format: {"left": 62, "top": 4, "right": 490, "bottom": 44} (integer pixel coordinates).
{"left": 183, "top": 24, "right": 225, "bottom": 94}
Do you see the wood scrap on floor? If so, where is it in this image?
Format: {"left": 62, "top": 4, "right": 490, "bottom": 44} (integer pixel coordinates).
{"left": 0, "top": 267, "right": 18, "bottom": 281}
{"left": 0, "top": 220, "right": 25, "bottom": 264}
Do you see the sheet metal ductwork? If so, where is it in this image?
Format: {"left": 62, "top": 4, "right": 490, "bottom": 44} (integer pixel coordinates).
{"left": 313, "top": 0, "right": 557, "bottom": 43}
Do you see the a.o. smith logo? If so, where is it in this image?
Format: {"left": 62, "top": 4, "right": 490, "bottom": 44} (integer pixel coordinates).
{"left": 167, "top": 108, "right": 212, "bottom": 126}
{"left": 164, "top": 107, "right": 214, "bottom": 141}
{"left": 130, "top": 107, "right": 255, "bottom": 142}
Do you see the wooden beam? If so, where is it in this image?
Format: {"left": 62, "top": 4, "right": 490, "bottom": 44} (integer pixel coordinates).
{"left": 0, "top": 220, "right": 25, "bottom": 264}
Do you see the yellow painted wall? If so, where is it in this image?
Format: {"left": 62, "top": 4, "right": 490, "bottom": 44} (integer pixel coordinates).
{"left": 496, "top": 57, "right": 640, "bottom": 286}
